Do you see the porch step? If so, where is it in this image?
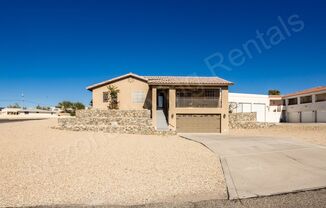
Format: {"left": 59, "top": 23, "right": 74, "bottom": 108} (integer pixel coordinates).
{"left": 156, "top": 110, "right": 169, "bottom": 131}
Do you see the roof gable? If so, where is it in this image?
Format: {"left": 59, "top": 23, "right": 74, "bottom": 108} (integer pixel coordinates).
{"left": 86, "top": 73, "right": 147, "bottom": 91}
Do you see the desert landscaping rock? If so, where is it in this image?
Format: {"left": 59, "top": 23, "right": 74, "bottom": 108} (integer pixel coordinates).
{"left": 0, "top": 119, "right": 226, "bottom": 207}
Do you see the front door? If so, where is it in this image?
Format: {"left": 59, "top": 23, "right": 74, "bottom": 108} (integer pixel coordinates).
{"left": 158, "top": 93, "right": 164, "bottom": 108}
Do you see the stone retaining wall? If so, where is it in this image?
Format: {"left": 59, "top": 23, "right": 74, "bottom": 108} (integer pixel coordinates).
{"left": 76, "top": 109, "right": 151, "bottom": 119}
{"left": 57, "top": 109, "right": 175, "bottom": 135}
{"left": 229, "top": 112, "right": 257, "bottom": 123}
{"left": 229, "top": 112, "right": 276, "bottom": 129}
{"left": 58, "top": 110, "right": 275, "bottom": 133}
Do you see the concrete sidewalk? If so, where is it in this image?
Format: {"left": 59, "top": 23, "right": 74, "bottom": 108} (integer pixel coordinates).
{"left": 180, "top": 134, "right": 326, "bottom": 200}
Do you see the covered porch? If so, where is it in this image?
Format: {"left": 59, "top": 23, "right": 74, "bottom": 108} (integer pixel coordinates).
{"left": 151, "top": 86, "right": 228, "bottom": 133}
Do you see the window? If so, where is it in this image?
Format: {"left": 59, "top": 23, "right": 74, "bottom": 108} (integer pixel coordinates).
{"left": 300, "top": 95, "right": 312, "bottom": 104}
{"left": 316, "top": 93, "right": 326, "bottom": 102}
{"left": 282, "top": 99, "right": 286, "bottom": 106}
{"left": 103, "top": 92, "right": 109, "bottom": 103}
{"left": 132, "top": 91, "right": 146, "bottom": 103}
{"left": 204, "top": 89, "right": 219, "bottom": 97}
{"left": 176, "top": 89, "right": 220, "bottom": 108}
{"left": 288, "top": 98, "right": 298, "bottom": 105}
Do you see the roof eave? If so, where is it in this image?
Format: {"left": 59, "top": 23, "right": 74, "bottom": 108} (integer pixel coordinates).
{"left": 148, "top": 82, "right": 233, "bottom": 86}
{"left": 282, "top": 87, "right": 326, "bottom": 98}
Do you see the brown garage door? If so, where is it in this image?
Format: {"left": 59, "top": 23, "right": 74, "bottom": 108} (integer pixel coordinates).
{"left": 176, "top": 114, "right": 221, "bottom": 133}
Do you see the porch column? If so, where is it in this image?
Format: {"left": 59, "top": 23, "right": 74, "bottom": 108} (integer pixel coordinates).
{"left": 221, "top": 87, "right": 229, "bottom": 133}
{"left": 152, "top": 87, "right": 157, "bottom": 128}
{"left": 168, "top": 88, "right": 176, "bottom": 130}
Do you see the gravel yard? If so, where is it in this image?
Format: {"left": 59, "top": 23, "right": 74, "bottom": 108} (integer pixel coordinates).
{"left": 0, "top": 119, "right": 226, "bottom": 207}
{"left": 230, "top": 123, "right": 326, "bottom": 146}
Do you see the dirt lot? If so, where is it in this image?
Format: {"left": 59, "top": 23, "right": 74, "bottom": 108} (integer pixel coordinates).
{"left": 0, "top": 119, "right": 226, "bottom": 207}
{"left": 230, "top": 123, "right": 326, "bottom": 146}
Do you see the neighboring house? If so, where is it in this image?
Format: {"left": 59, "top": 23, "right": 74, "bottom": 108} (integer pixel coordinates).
{"left": 87, "top": 73, "right": 233, "bottom": 133}
{"left": 0, "top": 108, "right": 59, "bottom": 117}
{"left": 283, "top": 86, "right": 326, "bottom": 123}
{"left": 1, "top": 108, "right": 20, "bottom": 115}
{"left": 229, "top": 93, "right": 283, "bottom": 123}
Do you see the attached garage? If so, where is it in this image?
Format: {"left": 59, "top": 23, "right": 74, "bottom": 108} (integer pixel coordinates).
{"left": 301, "top": 111, "right": 315, "bottom": 123}
{"left": 317, "top": 111, "right": 326, "bottom": 123}
{"left": 288, "top": 112, "right": 300, "bottom": 123}
{"left": 176, "top": 114, "right": 221, "bottom": 133}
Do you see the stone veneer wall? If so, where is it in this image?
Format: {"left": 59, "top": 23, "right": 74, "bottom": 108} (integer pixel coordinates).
{"left": 229, "top": 112, "right": 276, "bottom": 129}
{"left": 57, "top": 109, "right": 175, "bottom": 135}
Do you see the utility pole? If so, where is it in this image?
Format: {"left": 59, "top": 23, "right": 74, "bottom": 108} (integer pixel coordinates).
{"left": 21, "top": 92, "right": 24, "bottom": 109}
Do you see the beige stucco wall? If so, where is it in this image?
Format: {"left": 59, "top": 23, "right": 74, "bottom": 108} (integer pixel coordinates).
{"left": 92, "top": 77, "right": 150, "bottom": 110}
{"left": 166, "top": 86, "right": 229, "bottom": 133}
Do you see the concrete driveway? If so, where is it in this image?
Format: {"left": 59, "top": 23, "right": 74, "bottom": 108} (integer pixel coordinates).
{"left": 180, "top": 134, "right": 326, "bottom": 200}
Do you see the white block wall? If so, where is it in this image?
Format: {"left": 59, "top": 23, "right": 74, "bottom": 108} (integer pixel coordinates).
{"left": 229, "top": 93, "right": 282, "bottom": 123}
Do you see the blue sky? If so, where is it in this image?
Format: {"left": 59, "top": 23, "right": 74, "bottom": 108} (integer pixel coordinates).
{"left": 0, "top": 0, "right": 325, "bottom": 107}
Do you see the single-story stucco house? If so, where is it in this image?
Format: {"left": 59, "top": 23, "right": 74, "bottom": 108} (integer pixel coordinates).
{"left": 87, "top": 73, "right": 233, "bottom": 133}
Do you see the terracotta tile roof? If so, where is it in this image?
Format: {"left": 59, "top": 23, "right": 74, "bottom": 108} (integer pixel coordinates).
{"left": 282, "top": 86, "right": 326, "bottom": 98}
{"left": 144, "top": 76, "right": 233, "bottom": 86}
{"left": 87, "top": 73, "right": 233, "bottom": 90}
